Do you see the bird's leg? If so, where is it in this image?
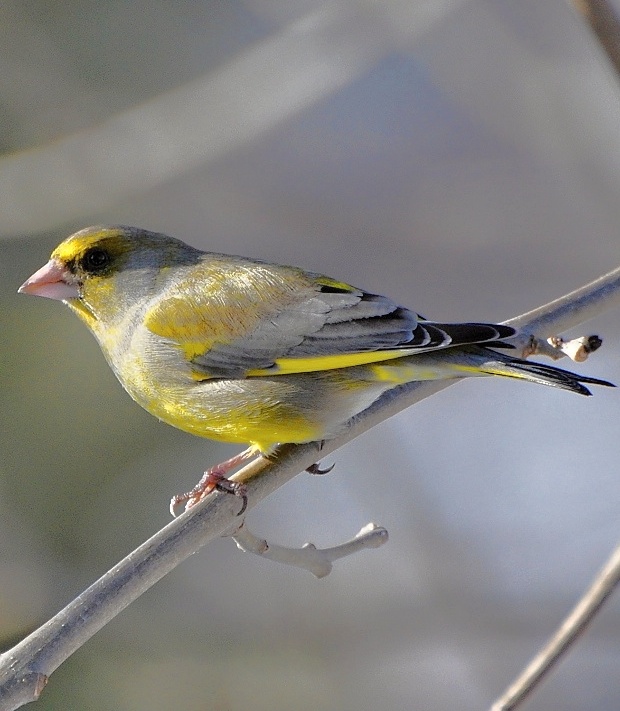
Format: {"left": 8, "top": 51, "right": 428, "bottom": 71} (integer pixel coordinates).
{"left": 170, "top": 447, "right": 257, "bottom": 517}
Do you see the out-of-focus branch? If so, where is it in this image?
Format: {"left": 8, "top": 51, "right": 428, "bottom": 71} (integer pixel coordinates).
{"left": 490, "top": 542, "right": 620, "bottom": 711}
{"left": 0, "top": 0, "right": 463, "bottom": 239}
{"left": 0, "top": 263, "right": 619, "bottom": 710}
{"left": 572, "top": 0, "right": 620, "bottom": 76}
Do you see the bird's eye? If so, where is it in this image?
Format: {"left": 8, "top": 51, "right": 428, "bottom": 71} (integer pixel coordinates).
{"left": 81, "top": 248, "right": 111, "bottom": 273}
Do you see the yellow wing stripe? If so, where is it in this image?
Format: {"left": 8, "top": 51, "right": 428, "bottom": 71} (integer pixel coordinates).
{"left": 246, "top": 348, "right": 416, "bottom": 376}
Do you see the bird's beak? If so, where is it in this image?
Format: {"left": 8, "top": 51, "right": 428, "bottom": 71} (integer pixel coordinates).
{"left": 18, "top": 259, "right": 79, "bottom": 301}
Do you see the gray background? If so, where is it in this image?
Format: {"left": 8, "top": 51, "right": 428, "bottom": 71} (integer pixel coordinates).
{"left": 1, "top": 1, "right": 620, "bottom": 709}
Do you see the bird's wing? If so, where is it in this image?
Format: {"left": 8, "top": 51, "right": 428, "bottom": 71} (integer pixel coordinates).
{"left": 143, "top": 259, "right": 516, "bottom": 379}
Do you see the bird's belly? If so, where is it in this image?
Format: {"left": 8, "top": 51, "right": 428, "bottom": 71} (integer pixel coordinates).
{"left": 115, "top": 359, "right": 392, "bottom": 452}
{"left": 118, "top": 365, "right": 328, "bottom": 449}
{"left": 146, "top": 384, "right": 324, "bottom": 449}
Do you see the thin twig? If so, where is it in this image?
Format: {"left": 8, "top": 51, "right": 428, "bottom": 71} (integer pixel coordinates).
{"left": 490, "top": 542, "right": 620, "bottom": 710}
{"left": 1, "top": 265, "right": 620, "bottom": 710}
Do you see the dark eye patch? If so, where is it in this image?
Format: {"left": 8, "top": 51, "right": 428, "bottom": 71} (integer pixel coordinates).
{"left": 81, "top": 247, "right": 112, "bottom": 274}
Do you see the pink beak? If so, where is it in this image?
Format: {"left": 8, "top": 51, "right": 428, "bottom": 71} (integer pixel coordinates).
{"left": 18, "top": 260, "right": 79, "bottom": 301}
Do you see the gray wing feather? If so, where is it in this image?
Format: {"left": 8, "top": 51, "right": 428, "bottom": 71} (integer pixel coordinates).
{"left": 191, "top": 282, "right": 516, "bottom": 378}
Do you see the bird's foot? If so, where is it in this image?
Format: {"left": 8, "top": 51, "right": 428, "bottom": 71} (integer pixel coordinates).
{"left": 170, "top": 447, "right": 255, "bottom": 517}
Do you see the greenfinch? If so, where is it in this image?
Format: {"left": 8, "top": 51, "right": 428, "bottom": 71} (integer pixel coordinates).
{"left": 19, "top": 226, "right": 613, "bottom": 512}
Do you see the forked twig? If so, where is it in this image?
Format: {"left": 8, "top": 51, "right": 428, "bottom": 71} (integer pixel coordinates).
{"left": 232, "top": 522, "right": 389, "bottom": 578}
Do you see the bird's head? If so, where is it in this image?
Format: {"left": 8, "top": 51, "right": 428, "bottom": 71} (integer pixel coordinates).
{"left": 19, "top": 225, "right": 201, "bottom": 329}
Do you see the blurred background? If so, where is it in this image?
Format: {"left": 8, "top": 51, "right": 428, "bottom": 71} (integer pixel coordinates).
{"left": 2, "top": 1, "right": 620, "bottom": 709}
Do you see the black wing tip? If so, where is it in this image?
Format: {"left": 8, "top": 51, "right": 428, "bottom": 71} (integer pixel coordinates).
{"left": 428, "top": 321, "right": 517, "bottom": 349}
{"left": 495, "top": 324, "right": 518, "bottom": 340}
{"left": 579, "top": 375, "right": 615, "bottom": 390}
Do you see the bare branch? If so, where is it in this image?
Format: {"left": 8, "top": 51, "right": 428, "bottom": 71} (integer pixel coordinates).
{"left": 487, "top": 6, "right": 620, "bottom": 702}
{"left": 1, "top": 264, "right": 619, "bottom": 710}
{"left": 490, "top": 542, "right": 620, "bottom": 711}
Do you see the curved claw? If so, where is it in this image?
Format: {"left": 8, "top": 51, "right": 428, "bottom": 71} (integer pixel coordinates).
{"left": 306, "top": 462, "right": 335, "bottom": 476}
{"left": 214, "top": 479, "right": 248, "bottom": 515}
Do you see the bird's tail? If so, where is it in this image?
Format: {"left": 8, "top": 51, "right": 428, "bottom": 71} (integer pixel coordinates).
{"left": 476, "top": 352, "right": 615, "bottom": 396}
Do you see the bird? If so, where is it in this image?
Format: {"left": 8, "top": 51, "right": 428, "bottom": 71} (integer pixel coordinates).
{"left": 19, "top": 226, "right": 614, "bottom": 514}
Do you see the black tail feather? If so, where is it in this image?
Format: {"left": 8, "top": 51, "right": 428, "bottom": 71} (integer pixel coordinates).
{"left": 482, "top": 355, "right": 615, "bottom": 396}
